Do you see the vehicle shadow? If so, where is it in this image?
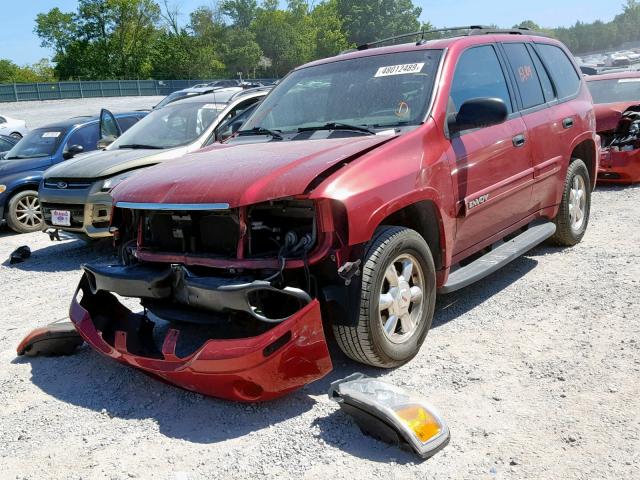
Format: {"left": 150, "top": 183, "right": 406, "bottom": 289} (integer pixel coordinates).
{"left": 3, "top": 237, "right": 113, "bottom": 272}
{"left": 14, "top": 349, "right": 317, "bottom": 444}
{"left": 14, "top": 249, "right": 538, "bottom": 455}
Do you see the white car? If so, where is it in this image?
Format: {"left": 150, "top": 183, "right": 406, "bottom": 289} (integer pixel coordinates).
{"left": 0, "top": 115, "right": 28, "bottom": 139}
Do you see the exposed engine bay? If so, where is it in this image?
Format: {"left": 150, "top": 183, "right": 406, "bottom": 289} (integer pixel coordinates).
{"left": 601, "top": 106, "right": 640, "bottom": 150}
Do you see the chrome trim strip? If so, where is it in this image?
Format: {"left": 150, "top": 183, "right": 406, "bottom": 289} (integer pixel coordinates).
{"left": 115, "top": 202, "right": 230, "bottom": 211}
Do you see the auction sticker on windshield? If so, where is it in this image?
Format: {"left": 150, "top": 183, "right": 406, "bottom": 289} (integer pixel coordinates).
{"left": 42, "top": 132, "right": 61, "bottom": 138}
{"left": 375, "top": 63, "right": 425, "bottom": 77}
{"left": 51, "top": 210, "right": 71, "bottom": 227}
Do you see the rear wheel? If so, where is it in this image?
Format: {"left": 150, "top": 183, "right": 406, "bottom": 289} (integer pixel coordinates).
{"left": 550, "top": 159, "right": 591, "bottom": 246}
{"left": 6, "top": 190, "right": 44, "bottom": 233}
{"left": 9, "top": 132, "right": 22, "bottom": 140}
{"left": 333, "top": 226, "right": 436, "bottom": 368}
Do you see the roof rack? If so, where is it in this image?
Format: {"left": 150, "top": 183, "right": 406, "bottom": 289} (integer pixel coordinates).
{"left": 355, "top": 25, "right": 542, "bottom": 51}
{"left": 228, "top": 85, "right": 273, "bottom": 101}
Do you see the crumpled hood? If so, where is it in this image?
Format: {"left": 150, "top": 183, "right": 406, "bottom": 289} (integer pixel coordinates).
{"left": 112, "top": 136, "right": 395, "bottom": 207}
{"left": 594, "top": 102, "right": 639, "bottom": 133}
{"left": 43, "top": 147, "right": 184, "bottom": 180}
{"left": 0, "top": 157, "right": 52, "bottom": 177}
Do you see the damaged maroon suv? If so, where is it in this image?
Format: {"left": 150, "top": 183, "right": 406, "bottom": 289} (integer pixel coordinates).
{"left": 61, "top": 28, "right": 599, "bottom": 401}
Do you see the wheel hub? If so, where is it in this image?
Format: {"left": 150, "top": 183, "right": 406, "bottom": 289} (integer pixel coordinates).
{"left": 15, "top": 195, "right": 43, "bottom": 229}
{"left": 378, "top": 254, "right": 425, "bottom": 344}
{"left": 568, "top": 174, "right": 586, "bottom": 232}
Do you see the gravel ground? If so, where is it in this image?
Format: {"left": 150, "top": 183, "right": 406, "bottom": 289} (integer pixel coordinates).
{"left": 0, "top": 184, "right": 638, "bottom": 480}
{"left": 0, "top": 96, "right": 163, "bottom": 128}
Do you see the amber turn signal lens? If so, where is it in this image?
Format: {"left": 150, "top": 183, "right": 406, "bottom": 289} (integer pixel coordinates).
{"left": 395, "top": 405, "right": 441, "bottom": 443}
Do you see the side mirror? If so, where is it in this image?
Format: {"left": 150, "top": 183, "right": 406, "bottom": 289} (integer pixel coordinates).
{"left": 449, "top": 98, "right": 508, "bottom": 134}
{"left": 63, "top": 144, "right": 84, "bottom": 159}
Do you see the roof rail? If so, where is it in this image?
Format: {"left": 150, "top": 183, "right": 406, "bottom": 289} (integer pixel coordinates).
{"left": 228, "top": 85, "right": 273, "bottom": 101}
{"left": 355, "top": 25, "right": 544, "bottom": 51}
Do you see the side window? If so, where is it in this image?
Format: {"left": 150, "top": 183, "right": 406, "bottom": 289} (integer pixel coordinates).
{"left": 0, "top": 137, "right": 13, "bottom": 150}
{"left": 536, "top": 44, "right": 581, "bottom": 99}
{"left": 449, "top": 45, "right": 513, "bottom": 115}
{"left": 66, "top": 124, "right": 100, "bottom": 152}
{"left": 503, "top": 43, "right": 545, "bottom": 109}
{"left": 527, "top": 44, "right": 556, "bottom": 102}
{"left": 116, "top": 116, "right": 140, "bottom": 132}
{"left": 0, "top": 116, "right": 6, "bottom": 124}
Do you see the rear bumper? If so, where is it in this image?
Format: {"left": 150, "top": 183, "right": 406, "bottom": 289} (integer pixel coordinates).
{"left": 598, "top": 149, "right": 640, "bottom": 184}
{"left": 70, "top": 272, "right": 332, "bottom": 401}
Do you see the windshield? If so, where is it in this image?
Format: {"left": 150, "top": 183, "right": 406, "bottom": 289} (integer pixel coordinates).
{"left": 588, "top": 78, "right": 640, "bottom": 104}
{"left": 243, "top": 49, "right": 442, "bottom": 133}
{"left": 4, "top": 127, "right": 66, "bottom": 159}
{"left": 110, "top": 101, "right": 225, "bottom": 149}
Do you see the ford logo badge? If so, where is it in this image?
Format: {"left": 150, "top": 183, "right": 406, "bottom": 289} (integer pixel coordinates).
{"left": 57, "top": 181, "right": 68, "bottom": 189}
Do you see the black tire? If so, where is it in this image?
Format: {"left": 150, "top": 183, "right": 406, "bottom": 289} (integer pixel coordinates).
{"left": 333, "top": 226, "right": 436, "bottom": 368}
{"left": 550, "top": 159, "right": 591, "bottom": 246}
{"left": 9, "top": 132, "right": 22, "bottom": 140}
{"left": 6, "top": 190, "right": 44, "bottom": 234}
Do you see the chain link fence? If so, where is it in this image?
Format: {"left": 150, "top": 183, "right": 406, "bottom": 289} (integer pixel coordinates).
{"left": 0, "top": 79, "right": 276, "bottom": 103}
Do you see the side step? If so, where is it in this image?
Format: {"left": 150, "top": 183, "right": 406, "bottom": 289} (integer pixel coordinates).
{"left": 438, "top": 222, "right": 556, "bottom": 294}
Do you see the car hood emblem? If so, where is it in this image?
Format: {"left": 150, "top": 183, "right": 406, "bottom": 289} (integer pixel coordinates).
{"left": 57, "top": 181, "right": 68, "bottom": 189}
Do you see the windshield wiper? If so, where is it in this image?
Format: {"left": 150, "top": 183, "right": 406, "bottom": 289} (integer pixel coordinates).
{"left": 297, "top": 122, "right": 376, "bottom": 135}
{"left": 118, "top": 144, "right": 165, "bottom": 150}
{"left": 5, "top": 154, "right": 48, "bottom": 160}
{"left": 236, "top": 127, "right": 283, "bottom": 140}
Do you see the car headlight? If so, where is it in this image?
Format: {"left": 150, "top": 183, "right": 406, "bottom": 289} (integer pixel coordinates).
{"left": 0, "top": 185, "right": 6, "bottom": 194}
{"left": 101, "top": 172, "right": 134, "bottom": 192}
{"left": 329, "top": 373, "right": 450, "bottom": 459}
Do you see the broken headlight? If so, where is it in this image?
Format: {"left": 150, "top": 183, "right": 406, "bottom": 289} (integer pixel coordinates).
{"left": 329, "top": 373, "right": 450, "bottom": 459}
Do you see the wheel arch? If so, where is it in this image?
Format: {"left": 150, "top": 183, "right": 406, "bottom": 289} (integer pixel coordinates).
{"left": 3, "top": 182, "right": 41, "bottom": 214}
{"left": 371, "top": 199, "right": 446, "bottom": 271}
{"left": 571, "top": 138, "right": 597, "bottom": 191}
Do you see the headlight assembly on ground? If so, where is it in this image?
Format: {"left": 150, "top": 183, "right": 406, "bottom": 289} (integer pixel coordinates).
{"left": 329, "top": 373, "right": 450, "bottom": 459}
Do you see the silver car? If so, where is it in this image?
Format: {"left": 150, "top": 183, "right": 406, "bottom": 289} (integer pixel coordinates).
{"left": 40, "top": 87, "right": 270, "bottom": 238}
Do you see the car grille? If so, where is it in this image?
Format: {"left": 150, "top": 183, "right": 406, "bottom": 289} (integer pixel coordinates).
{"left": 44, "top": 179, "right": 93, "bottom": 190}
{"left": 41, "top": 203, "right": 85, "bottom": 228}
{"left": 142, "top": 210, "right": 240, "bottom": 256}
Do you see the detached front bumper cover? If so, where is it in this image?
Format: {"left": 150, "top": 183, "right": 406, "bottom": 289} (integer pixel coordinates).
{"left": 68, "top": 272, "right": 332, "bottom": 401}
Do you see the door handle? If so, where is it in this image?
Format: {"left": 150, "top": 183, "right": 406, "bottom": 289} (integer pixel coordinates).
{"left": 563, "top": 117, "right": 575, "bottom": 129}
{"left": 512, "top": 134, "right": 526, "bottom": 148}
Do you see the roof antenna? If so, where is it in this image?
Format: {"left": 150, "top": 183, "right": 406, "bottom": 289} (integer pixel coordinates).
{"left": 416, "top": 27, "right": 427, "bottom": 45}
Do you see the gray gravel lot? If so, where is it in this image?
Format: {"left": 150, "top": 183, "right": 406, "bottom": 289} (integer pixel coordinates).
{"left": 0, "top": 96, "right": 163, "bottom": 128}
{"left": 0, "top": 186, "right": 638, "bottom": 480}
{"left": 0, "top": 98, "right": 639, "bottom": 480}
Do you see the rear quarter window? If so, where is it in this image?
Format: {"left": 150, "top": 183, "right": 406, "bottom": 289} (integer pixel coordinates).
{"left": 536, "top": 44, "right": 581, "bottom": 99}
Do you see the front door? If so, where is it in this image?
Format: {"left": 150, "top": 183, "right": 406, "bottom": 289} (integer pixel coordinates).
{"left": 446, "top": 45, "right": 534, "bottom": 256}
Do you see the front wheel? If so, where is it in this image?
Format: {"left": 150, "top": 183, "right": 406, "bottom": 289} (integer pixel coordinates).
{"left": 9, "top": 132, "right": 22, "bottom": 140}
{"left": 550, "top": 159, "right": 591, "bottom": 246}
{"left": 333, "top": 226, "right": 436, "bottom": 368}
{"left": 6, "top": 190, "right": 44, "bottom": 233}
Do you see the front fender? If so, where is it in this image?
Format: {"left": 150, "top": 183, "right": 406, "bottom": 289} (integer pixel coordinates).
{"left": 0, "top": 171, "right": 44, "bottom": 206}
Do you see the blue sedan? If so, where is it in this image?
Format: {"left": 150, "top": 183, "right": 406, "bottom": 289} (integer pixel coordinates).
{"left": 0, "top": 110, "right": 146, "bottom": 233}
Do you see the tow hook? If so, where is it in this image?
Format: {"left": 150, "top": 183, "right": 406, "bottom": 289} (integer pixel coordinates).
{"left": 338, "top": 260, "right": 361, "bottom": 286}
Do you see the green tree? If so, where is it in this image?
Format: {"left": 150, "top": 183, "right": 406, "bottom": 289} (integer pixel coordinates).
{"left": 336, "top": 0, "right": 422, "bottom": 46}
{"left": 220, "top": 0, "right": 258, "bottom": 29}
{"left": 311, "top": 0, "right": 351, "bottom": 58}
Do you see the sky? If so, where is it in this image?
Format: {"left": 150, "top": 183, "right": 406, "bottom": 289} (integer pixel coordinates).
{"left": 0, "top": 0, "right": 620, "bottom": 66}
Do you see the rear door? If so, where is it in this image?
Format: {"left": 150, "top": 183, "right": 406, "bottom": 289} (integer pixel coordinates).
{"left": 532, "top": 43, "right": 585, "bottom": 206}
{"left": 446, "top": 45, "right": 534, "bottom": 257}
{"left": 501, "top": 42, "right": 560, "bottom": 211}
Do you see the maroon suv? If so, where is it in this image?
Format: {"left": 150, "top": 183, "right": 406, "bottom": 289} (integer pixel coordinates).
{"left": 37, "top": 27, "right": 598, "bottom": 401}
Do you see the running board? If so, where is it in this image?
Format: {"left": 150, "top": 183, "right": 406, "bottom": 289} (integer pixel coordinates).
{"left": 439, "top": 222, "right": 556, "bottom": 294}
